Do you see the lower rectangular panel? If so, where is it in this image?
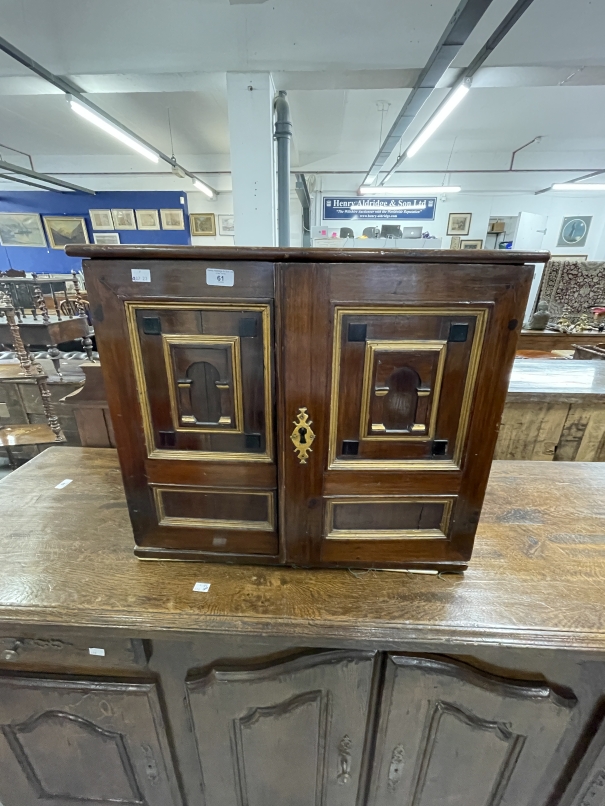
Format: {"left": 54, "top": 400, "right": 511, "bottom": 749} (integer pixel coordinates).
{"left": 325, "top": 496, "right": 454, "bottom": 540}
{"left": 152, "top": 486, "right": 275, "bottom": 531}
{"left": 135, "top": 484, "right": 279, "bottom": 557}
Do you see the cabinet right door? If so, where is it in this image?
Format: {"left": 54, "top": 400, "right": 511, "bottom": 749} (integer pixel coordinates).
{"left": 186, "top": 650, "right": 377, "bottom": 806}
{"left": 368, "top": 654, "right": 576, "bottom": 806}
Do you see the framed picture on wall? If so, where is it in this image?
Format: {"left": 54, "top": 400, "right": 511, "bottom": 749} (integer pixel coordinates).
{"left": 0, "top": 213, "right": 46, "bottom": 247}
{"left": 43, "top": 216, "right": 90, "bottom": 249}
{"left": 190, "top": 213, "right": 216, "bottom": 236}
{"left": 89, "top": 209, "right": 113, "bottom": 230}
{"left": 557, "top": 216, "right": 592, "bottom": 248}
{"left": 461, "top": 239, "right": 483, "bottom": 250}
{"left": 161, "top": 209, "right": 185, "bottom": 230}
{"left": 447, "top": 213, "right": 472, "bottom": 236}
{"left": 449, "top": 236, "right": 462, "bottom": 249}
{"left": 93, "top": 233, "right": 121, "bottom": 245}
{"left": 218, "top": 215, "right": 235, "bottom": 236}
{"left": 111, "top": 209, "right": 136, "bottom": 230}
{"left": 135, "top": 209, "right": 160, "bottom": 230}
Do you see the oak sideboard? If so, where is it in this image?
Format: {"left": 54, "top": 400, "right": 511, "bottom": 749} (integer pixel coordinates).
{"left": 0, "top": 447, "right": 604, "bottom": 806}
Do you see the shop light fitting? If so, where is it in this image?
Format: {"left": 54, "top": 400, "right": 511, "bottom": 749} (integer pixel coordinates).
{"left": 552, "top": 183, "right": 605, "bottom": 191}
{"left": 358, "top": 186, "right": 461, "bottom": 195}
{"left": 192, "top": 178, "right": 215, "bottom": 199}
{"left": 406, "top": 83, "right": 471, "bottom": 159}
{"left": 67, "top": 96, "right": 159, "bottom": 163}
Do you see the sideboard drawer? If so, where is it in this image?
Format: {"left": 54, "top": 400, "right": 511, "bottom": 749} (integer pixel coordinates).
{"left": 0, "top": 634, "right": 148, "bottom": 671}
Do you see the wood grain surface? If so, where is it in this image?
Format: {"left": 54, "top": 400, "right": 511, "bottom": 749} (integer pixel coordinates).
{"left": 1, "top": 447, "right": 605, "bottom": 651}
{"left": 66, "top": 244, "right": 549, "bottom": 265}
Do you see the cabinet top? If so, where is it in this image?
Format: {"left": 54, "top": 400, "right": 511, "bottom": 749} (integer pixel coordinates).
{"left": 66, "top": 244, "right": 550, "bottom": 265}
{"left": 0, "top": 447, "right": 603, "bottom": 653}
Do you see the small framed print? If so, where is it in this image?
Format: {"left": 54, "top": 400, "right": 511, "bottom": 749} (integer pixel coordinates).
{"left": 135, "top": 209, "right": 160, "bottom": 230}
{"left": 190, "top": 213, "right": 216, "bottom": 237}
{"left": 447, "top": 212, "right": 472, "bottom": 236}
{"left": 557, "top": 216, "right": 592, "bottom": 248}
{"left": 449, "top": 236, "right": 461, "bottom": 249}
{"left": 89, "top": 209, "right": 114, "bottom": 230}
{"left": 43, "top": 216, "right": 90, "bottom": 249}
{"left": 218, "top": 214, "right": 235, "bottom": 236}
{"left": 161, "top": 209, "right": 185, "bottom": 230}
{"left": 93, "top": 233, "right": 120, "bottom": 245}
{"left": 111, "top": 209, "right": 136, "bottom": 230}
{"left": 461, "top": 239, "right": 483, "bottom": 250}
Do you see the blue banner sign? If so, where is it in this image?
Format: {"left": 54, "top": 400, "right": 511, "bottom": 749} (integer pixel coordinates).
{"left": 323, "top": 196, "right": 436, "bottom": 221}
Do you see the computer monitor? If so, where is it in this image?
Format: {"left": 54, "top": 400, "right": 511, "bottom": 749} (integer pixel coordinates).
{"left": 380, "top": 225, "right": 402, "bottom": 239}
{"left": 403, "top": 226, "right": 422, "bottom": 239}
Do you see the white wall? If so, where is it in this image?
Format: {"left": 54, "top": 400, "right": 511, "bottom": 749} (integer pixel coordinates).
{"left": 316, "top": 191, "right": 605, "bottom": 259}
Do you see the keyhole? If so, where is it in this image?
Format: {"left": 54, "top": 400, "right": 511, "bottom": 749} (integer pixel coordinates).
{"left": 298, "top": 426, "right": 307, "bottom": 444}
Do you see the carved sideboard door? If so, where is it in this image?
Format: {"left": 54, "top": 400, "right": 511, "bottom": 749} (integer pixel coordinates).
{"left": 278, "top": 260, "right": 532, "bottom": 570}
{"left": 186, "top": 650, "right": 377, "bottom": 806}
{"left": 86, "top": 259, "right": 278, "bottom": 561}
{"left": 0, "top": 675, "right": 180, "bottom": 806}
{"left": 367, "top": 655, "right": 576, "bottom": 806}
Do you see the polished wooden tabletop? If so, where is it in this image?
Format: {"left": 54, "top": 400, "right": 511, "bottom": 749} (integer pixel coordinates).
{"left": 1, "top": 447, "right": 604, "bottom": 651}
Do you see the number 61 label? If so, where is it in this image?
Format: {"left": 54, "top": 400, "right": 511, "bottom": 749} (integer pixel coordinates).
{"left": 206, "top": 268, "right": 234, "bottom": 287}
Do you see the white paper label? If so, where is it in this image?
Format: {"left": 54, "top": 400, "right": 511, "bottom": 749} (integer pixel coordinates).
{"left": 88, "top": 647, "right": 105, "bottom": 657}
{"left": 193, "top": 582, "right": 211, "bottom": 592}
{"left": 206, "top": 268, "right": 234, "bottom": 287}
{"left": 132, "top": 268, "right": 151, "bottom": 283}
{"left": 55, "top": 478, "right": 73, "bottom": 489}
{"left": 180, "top": 196, "right": 185, "bottom": 204}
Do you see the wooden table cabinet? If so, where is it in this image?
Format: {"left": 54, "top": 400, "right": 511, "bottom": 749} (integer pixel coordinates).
{"left": 71, "top": 244, "right": 546, "bottom": 571}
{"left": 1, "top": 447, "right": 605, "bottom": 805}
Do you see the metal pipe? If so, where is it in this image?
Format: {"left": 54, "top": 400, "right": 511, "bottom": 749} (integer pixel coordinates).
{"left": 509, "top": 136, "right": 542, "bottom": 170}
{"left": 274, "top": 91, "right": 292, "bottom": 247}
{"left": 0, "top": 159, "right": 95, "bottom": 194}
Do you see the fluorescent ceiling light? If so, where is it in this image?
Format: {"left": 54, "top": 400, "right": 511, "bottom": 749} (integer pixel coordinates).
{"left": 68, "top": 97, "right": 159, "bottom": 163}
{"left": 192, "top": 178, "right": 215, "bottom": 198}
{"left": 552, "top": 183, "right": 605, "bottom": 191}
{"left": 406, "top": 83, "right": 470, "bottom": 159}
{"left": 359, "top": 186, "right": 461, "bottom": 195}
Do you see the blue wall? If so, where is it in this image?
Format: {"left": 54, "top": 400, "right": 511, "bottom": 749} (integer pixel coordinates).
{"left": 0, "top": 190, "right": 190, "bottom": 274}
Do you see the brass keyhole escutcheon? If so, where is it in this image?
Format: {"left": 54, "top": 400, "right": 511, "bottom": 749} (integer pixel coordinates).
{"left": 291, "top": 407, "right": 315, "bottom": 464}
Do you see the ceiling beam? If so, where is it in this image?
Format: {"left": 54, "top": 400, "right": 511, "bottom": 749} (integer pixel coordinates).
{"left": 0, "top": 160, "right": 95, "bottom": 194}
{"left": 0, "top": 173, "right": 71, "bottom": 192}
{"left": 0, "top": 34, "right": 218, "bottom": 197}
{"left": 361, "top": 0, "right": 498, "bottom": 187}
{"left": 381, "top": 0, "right": 539, "bottom": 185}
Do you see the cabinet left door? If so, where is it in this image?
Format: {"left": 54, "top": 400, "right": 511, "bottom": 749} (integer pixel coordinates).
{"left": 0, "top": 675, "right": 180, "bottom": 806}
{"left": 85, "top": 258, "right": 278, "bottom": 562}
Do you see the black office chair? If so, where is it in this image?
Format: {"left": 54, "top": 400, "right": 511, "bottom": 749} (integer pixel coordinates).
{"left": 380, "top": 225, "right": 402, "bottom": 239}
{"left": 340, "top": 227, "right": 355, "bottom": 239}
{"left": 362, "top": 227, "right": 380, "bottom": 238}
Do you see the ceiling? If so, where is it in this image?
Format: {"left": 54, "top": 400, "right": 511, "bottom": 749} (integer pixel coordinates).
{"left": 0, "top": 0, "right": 604, "bottom": 194}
